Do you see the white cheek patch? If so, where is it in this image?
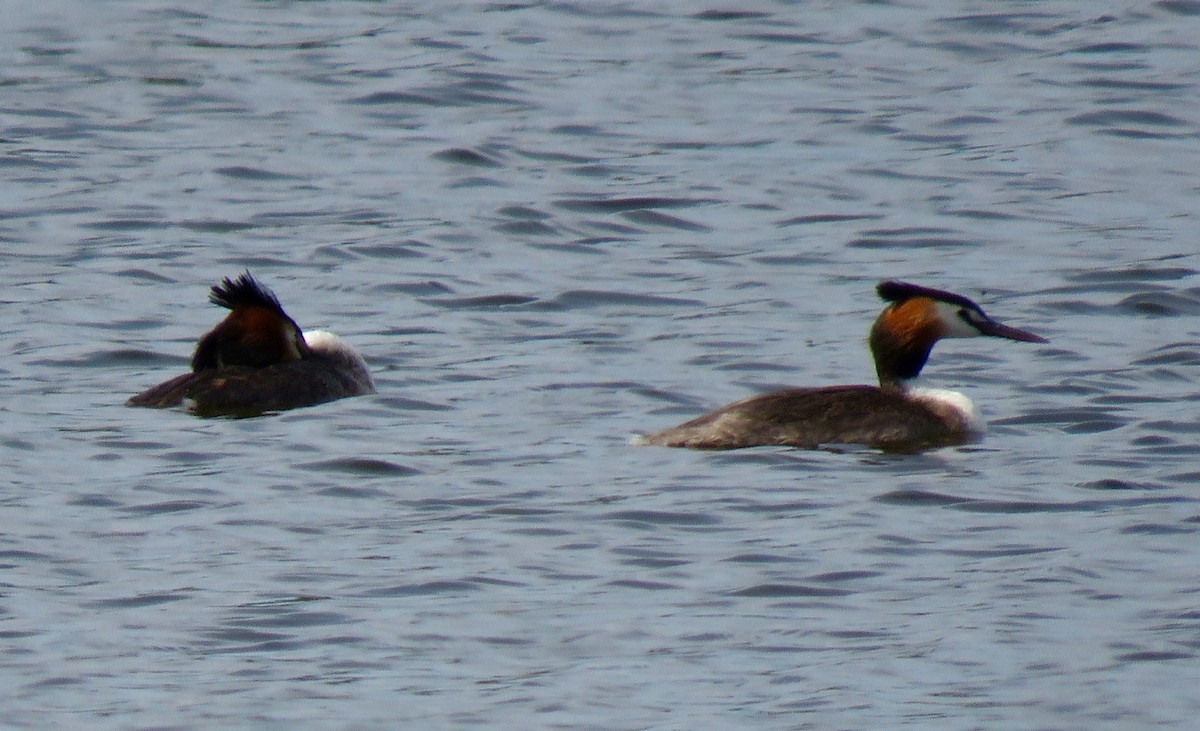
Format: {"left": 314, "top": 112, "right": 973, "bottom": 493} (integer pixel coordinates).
{"left": 934, "top": 301, "right": 982, "bottom": 338}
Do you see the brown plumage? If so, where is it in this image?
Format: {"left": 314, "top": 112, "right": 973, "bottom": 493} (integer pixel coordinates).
{"left": 127, "top": 356, "right": 373, "bottom": 417}
{"left": 640, "top": 385, "right": 978, "bottom": 451}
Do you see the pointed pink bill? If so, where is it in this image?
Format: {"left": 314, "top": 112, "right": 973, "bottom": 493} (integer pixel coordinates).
{"left": 976, "top": 319, "right": 1048, "bottom": 343}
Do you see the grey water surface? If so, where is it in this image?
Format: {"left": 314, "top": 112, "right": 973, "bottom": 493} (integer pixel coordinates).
{"left": 4, "top": 2, "right": 1200, "bottom": 729}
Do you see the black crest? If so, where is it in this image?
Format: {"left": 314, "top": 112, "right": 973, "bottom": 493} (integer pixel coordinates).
{"left": 209, "top": 272, "right": 286, "bottom": 314}
{"left": 191, "top": 272, "right": 305, "bottom": 372}
{"left": 876, "top": 280, "right": 979, "bottom": 311}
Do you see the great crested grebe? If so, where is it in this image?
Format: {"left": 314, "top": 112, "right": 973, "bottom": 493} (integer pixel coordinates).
{"left": 127, "top": 273, "right": 374, "bottom": 416}
{"left": 638, "top": 281, "right": 1047, "bottom": 451}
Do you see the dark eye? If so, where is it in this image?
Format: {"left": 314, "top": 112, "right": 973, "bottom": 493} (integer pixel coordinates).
{"left": 958, "top": 308, "right": 985, "bottom": 327}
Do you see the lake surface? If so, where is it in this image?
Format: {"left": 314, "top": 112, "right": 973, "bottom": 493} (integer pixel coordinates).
{"left": 4, "top": 1, "right": 1200, "bottom": 728}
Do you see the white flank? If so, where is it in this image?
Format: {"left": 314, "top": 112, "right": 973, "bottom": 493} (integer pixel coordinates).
{"left": 303, "top": 329, "right": 349, "bottom": 353}
{"left": 303, "top": 330, "right": 374, "bottom": 390}
{"left": 908, "top": 386, "right": 985, "bottom": 433}
{"left": 304, "top": 330, "right": 366, "bottom": 365}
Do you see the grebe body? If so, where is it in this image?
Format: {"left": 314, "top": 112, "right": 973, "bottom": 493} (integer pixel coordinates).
{"left": 639, "top": 281, "right": 1045, "bottom": 451}
{"left": 127, "top": 274, "right": 373, "bottom": 416}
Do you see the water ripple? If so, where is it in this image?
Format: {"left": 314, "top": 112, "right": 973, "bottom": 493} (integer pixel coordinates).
{"left": 7, "top": 2, "right": 1200, "bottom": 728}
{"left": 728, "top": 584, "right": 853, "bottom": 598}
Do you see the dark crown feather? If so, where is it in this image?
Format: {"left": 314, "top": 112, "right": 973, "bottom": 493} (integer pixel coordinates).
{"left": 876, "top": 280, "right": 979, "bottom": 311}
{"left": 208, "top": 272, "right": 286, "bottom": 314}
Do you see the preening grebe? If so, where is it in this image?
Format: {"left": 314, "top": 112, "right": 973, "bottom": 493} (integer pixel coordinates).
{"left": 638, "top": 281, "right": 1047, "bottom": 451}
{"left": 127, "top": 273, "right": 374, "bottom": 416}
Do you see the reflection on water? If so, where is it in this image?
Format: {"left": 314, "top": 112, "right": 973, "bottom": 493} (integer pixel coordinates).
{"left": 4, "top": 1, "right": 1200, "bottom": 728}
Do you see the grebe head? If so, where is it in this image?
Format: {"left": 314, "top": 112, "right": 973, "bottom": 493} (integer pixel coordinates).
{"left": 190, "top": 272, "right": 311, "bottom": 371}
{"left": 869, "top": 280, "right": 1047, "bottom": 387}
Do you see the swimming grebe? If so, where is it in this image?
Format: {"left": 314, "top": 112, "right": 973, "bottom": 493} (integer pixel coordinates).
{"left": 638, "top": 281, "right": 1046, "bottom": 451}
{"left": 127, "top": 273, "right": 374, "bottom": 416}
